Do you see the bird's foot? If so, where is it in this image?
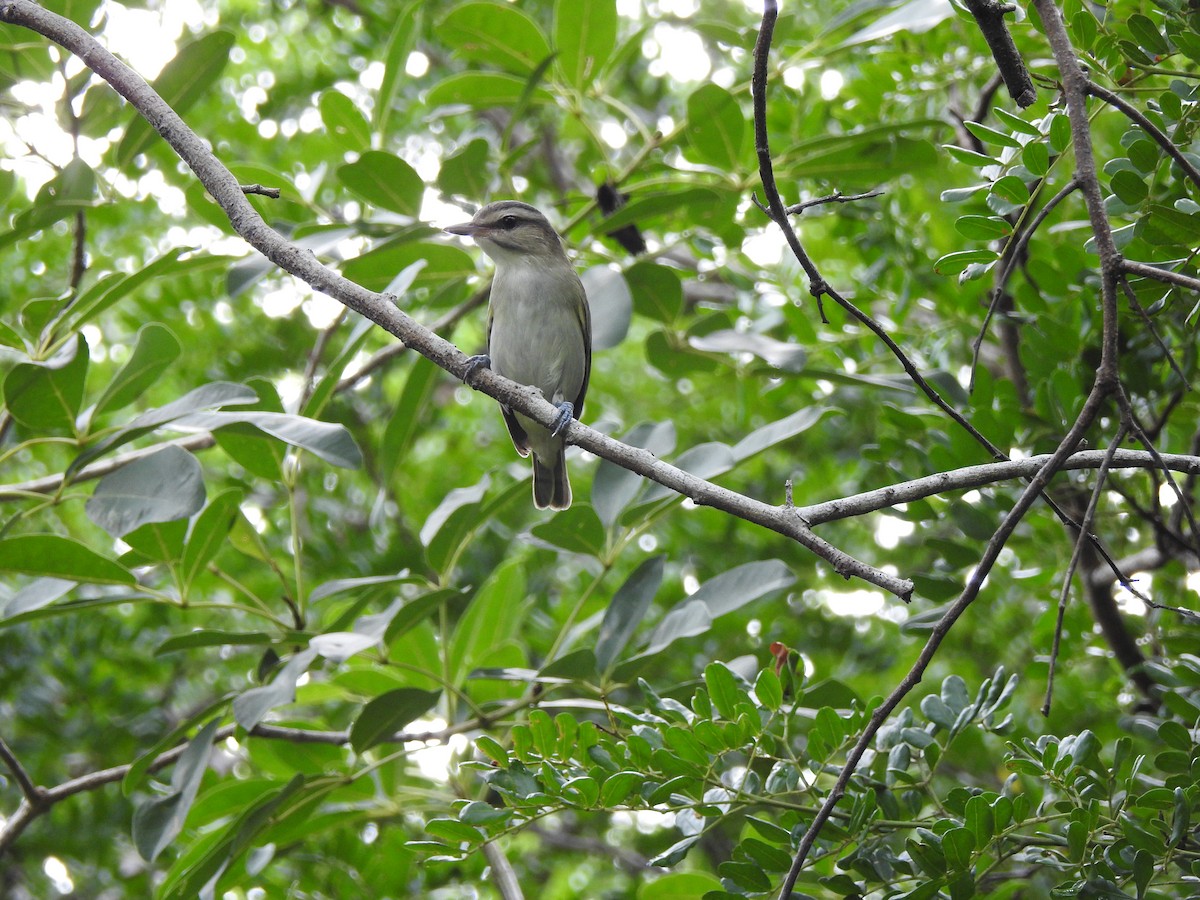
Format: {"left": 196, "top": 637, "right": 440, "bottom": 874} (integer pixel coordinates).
{"left": 550, "top": 401, "right": 575, "bottom": 438}
{"left": 463, "top": 354, "right": 491, "bottom": 385}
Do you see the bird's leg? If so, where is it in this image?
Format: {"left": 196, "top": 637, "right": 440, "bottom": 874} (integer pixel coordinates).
{"left": 550, "top": 401, "right": 574, "bottom": 438}
{"left": 462, "top": 354, "right": 491, "bottom": 385}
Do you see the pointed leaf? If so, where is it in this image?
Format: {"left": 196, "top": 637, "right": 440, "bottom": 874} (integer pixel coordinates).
{"left": 337, "top": 151, "right": 424, "bottom": 217}
{"left": 3, "top": 333, "right": 89, "bottom": 432}
{"left": 86, "top": 445, "right": 205, "bottom": 538}
{"left": 554, "top": 0, "right": 617, "bottom": 88}
{"left": 0, "top": 534, "right": 134, "bottom": 585}
{"left": 92, "top": 324, "right": 182, "bottom": 420}
{"left": 350, "top": 688, "right": 441, "bottom": 752}
{"left": 133, "top": 719, "right": 220, "bottom": 862}
{"left": 595, "top": 555, "right": 664, "bottom": 671}
{"left": 116, "top": 32, "right": 235, "bottom": 165}
{"left": 232, "top": 649, "right": 319, "bottom": 731}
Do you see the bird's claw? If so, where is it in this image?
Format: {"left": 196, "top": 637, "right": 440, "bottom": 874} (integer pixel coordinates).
{"left": 463, "top": 354, "right": 491, "bottom": 385}
{"left": 550, "top": 401, "right": 574, "bottom": 438}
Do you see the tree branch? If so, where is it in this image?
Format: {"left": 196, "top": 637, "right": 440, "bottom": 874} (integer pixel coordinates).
{"left": 1121, "top": 258, "right": 1200, "bottom": 294}
{"left": 797, "top": 449, "right": 1200, "bottom": 526}
{"left": 962, "top": 0, "right": 1037, "bottom": 107}
{"left": 0, "top": 0, "right": 906, "bottom": 600}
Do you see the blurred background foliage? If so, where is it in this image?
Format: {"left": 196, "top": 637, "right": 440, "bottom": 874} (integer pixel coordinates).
{"left": 1, "top": 0, "right": 1199, "bottom": 897}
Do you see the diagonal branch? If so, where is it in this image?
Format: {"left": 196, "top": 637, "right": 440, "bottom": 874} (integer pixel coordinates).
{"left": 0, "top": 0, "right": 907, "bottom": 600}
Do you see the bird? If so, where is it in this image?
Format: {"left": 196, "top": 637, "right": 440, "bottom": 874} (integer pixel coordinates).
{"left": 444, "top": 201, "right": 591, "bottom": 510}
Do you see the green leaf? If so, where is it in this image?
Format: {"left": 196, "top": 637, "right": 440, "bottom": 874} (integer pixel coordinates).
{"left": 688, "top": 560, "right": 795, "bottom": 618}
{"left": 597, "top": 186, "right": 723, "bottom": 233}
{"left": 595, "top": 555, "right": 664, "bottom": 671}
{"left": 1021, "top": 141, "right": 1050, "bottom": 176}
{"left": 320, "top": 91, "right": 372, "bottom": 153}
{"left": 990, "top": 174, "right": 1030, "bottom": 205}
{"left": 338, "top": 151, "right": 424, "bottom": 217}
{"left": 1048, "top": 114, "right": 1071, "bottom": 154}
{"left": 425, "top": 817, "right": 483, "bottom": 846}
{"left": 584, "top": 265, "right": 633, "bottom": 351}
{"left": 180, "top": 489, "right": 242, "bottom": 591}
{"left": 934, "top": 248, "right": 998, "bottom": 275}
{"left": 232, "top": 648, "right": 319, "bottom": 731}
{"left": 92, "top": 324, "right": 183, "bottom": 420}
{"left": 437, "top": 137, "right": 492, "bottom": 199}
{"left": 116, "top": 31, "right": 235, "bottom": 166}
{"left": 0, "top": 534, "right": 134, "bottom": 585}
{"left": 1127, "top": 14, "right": 1168, "bottom": 56}
{"left": 531, "top": 504, "right": 606, "bottom": 556}
{"left": 684, "top": 83, "right": 745, "bottom": 170}
{"left": 704, "top": 662, "right": 741, "bottom": 720}
{"left": 754, "top": 668, "right": 783, "bottom": 711}
{"left": 0, "top": 577, "right": 76, "bottom": 619}
{"left": 624, "top": 261, "right": 683, "bottom": 324}
{"left": 341, "top": 239, "right": 476, "bottom": 293}
{"left": 71, "top": 381, "right": 257, "bottom": 474}
{"left": 4, "top": 332, "right": 89, "bottom": 433}
{"left": 439, "top": 2, "right": 552, "bottom": 74}
{"left": 732, "top": 407, "right": 828, "bottom": 461}
{"left": 964, "top": 121, "right": 1020, "bottom": 148}
{"left": 942, "top": 144, "right": 999, "bottom": 168}
{"left": 426, "top": 71, "right": 552, "bottom": 110}
{"left": 349, "top": 688, "right": 441, "bottom": 752}
{"left": 993, "top": 108, "right": 1040, "bottom": 136}
{"left": 155, "top": 630, "right": 277, "bottom": 655}
{"left": 554, "top": 0, "right": 617, "bottom": 88}
{"left": 85, "top": 446, "right": 205, "bottom": 538}
{"left": 954, "top": 215, "right": 1011, "bottom": 240}
{"left": 1110, "top": 169, "right": 1148, "bottom": 204}
{"left": 1139, "top": 204, "right": 1200, "bottom": 247}
{"left": 449, "top": 559, "right": 526, "bottom": 685}
{"left": 12, "top": 157, "right": 96, "bottom": 234}
{"left": 178, "top": 410, "right": 362, "bottom": 469}
{"left": 132, "top": 718, "right": 221, "bottom": 862}
{"left": 592, "top": 420, "right": 675, "bottom": 525}
{"left": 374, "top": 1, "right": 421, "bottom": 136}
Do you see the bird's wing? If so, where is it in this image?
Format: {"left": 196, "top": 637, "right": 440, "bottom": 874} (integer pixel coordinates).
{"left": 487, "top": 299, "right": 532, "bottom": 457}
{"left": 574, "top": 277, "right": 591, "bottom": 416}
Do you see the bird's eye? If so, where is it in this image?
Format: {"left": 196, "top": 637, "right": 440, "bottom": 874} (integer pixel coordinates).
{"left": 499, "top": 215, "right": 519, "bottom": 229}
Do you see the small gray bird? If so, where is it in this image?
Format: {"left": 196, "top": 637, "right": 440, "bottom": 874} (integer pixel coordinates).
{"left": 444, "top": 201, "right": 591, "bottom": 510}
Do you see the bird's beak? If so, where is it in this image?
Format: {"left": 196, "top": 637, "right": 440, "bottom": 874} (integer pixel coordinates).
{"left": 444, "top": 222, "right": 482, "bottom": 237}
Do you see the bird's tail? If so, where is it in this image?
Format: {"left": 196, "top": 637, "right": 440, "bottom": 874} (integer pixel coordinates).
{"left": 532, "top": 447, "right": 571, "bottom": 510}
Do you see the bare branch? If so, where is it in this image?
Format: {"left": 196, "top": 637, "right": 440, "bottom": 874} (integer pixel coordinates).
{"left": 0, "top": 736, "right": 42, "bottom": 803}
{"left": 240, "top": 183, "right": 282, "bottom": 199}
{"left": 1043, "top": 426, "right": 1126, "bottom": 717}
{"left": 1121, "top": 258, "right": 1200, "bottom": 294}
{"left": 962, "top": 0, "right": 1037, "bottom": 107}
{"left": 797, "top": 448, "right": 1200, "bottom": 525}
{"left": 971, "top": 178, "right": 1079, "bottom": 387}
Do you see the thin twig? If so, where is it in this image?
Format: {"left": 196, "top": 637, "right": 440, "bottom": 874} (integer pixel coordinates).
{"left": 1088, "top": 81, "right": 1200, "bottom": 195}
{"left": 1121, "top": 258, "right": 1200, "bottom": 294}
{"left": 780, "top": 190, "right": 883, "bottom": 215}
{"left": 970, "top": 178, "right": 1079, "bottom": 387}
{"left": 240, "top": 183, "right": 282, "bottom": 199}
{"left": 481, "top": 842, "right": 525, "bottom": 900}
{"left": 0, "top": 736, "right": 43, "bottom": 802}
{"left": 299, "top": 308, "right": 348, "bottom": 409}
{"left": 1119, "top": 390, "right": 1200, "bottom": 558}
{"left": 1117, "top": 275, "right": 1189, "bottom": 388}
{"left": 1043, "top": 425, "right": 1126, "bottom": 717}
